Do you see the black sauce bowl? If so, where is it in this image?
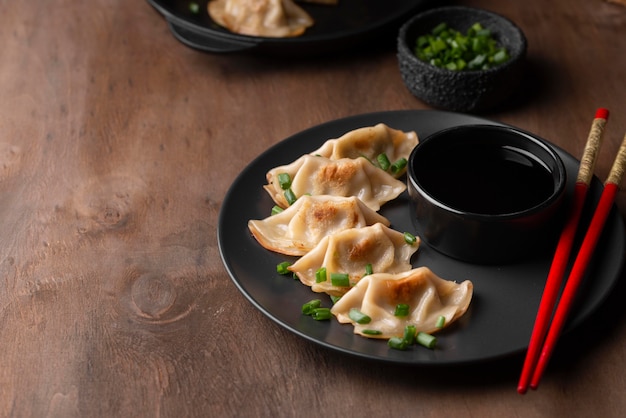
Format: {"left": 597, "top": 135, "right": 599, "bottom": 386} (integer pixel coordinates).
{"left": 407, "top": 124, "right": 567, "bottom": 264}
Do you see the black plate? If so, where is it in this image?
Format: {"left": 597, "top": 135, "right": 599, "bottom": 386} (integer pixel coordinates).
{"left": 217, "top": 110, "right": 625, "bottom": 365}
{"left": 147, "top": 0, "right": 429, "bottom": 55}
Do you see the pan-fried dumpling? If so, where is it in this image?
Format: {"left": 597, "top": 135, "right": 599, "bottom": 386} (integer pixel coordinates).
{"left": 264, "top": 155, "right": 406, "bottom": 211}
{"left": 208, "top": 0, "right": 314, "bottom": 38}
{"left": 312, "top": 124, "right": 418, "bottom": 177}
{"left": 248, "top": 195, "right": 390, "bottom": 256}
{"left": 288, "top": 223, "right": 419, "bottom": 296}
{"left": 331, "top": 267, "right": 473, "bottom": 339}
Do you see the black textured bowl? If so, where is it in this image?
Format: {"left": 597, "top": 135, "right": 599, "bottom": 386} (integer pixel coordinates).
{"left": 397, "top": 6, "right": 527, "bottom": 113}
{"left": 407, "top": 125, "right": 567, "bottom": 264}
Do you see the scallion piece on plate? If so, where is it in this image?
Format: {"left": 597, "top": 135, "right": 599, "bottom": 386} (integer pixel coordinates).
{"left": 404, "top": 232, "right": 417, "bottom": 245}
{"left": 390, "top": 158, "right": 407, "bottom": 175}
{"left": 277, "top": 173, "right": 292, "bottom": 190}
{"left": 403, "top": 324, "right": 417, "bottom": 345}
{"left": 377, "top": 153, "right": 391, "bottom": 171}
{"left": 330, "top": 295, "right": 341, "bottom": 304}
{"left": 362, "top": 329, "right": 383, "bottom": 336}
{"left": 276, "top": 261, "right": 291, "bottom": 275}
{"left": 311, "top": 307, "right": 332, "bottom": 321}
{"left": 436, "top": 315, "right": 446, "bottom": 329}
{"left": 315, "top": 267, "right": 327, "bottom": 283}
{"left": 388, "top": 336, "right": 409, "bottom": 350}
{"left": 416, "top": 331, "right": 437, "bottom": 349}
{"left": 394, "top": 303, "right": 410, "bottom": 317}
{"left": 284, "top": 188, "right": 297, "bottom": 205}
{"left": 364, "top": 263, "right": 373, "bottom": 276}
{"left": 348, "top": 308, "right": 371, "bottom": 324}
{"left": 271, "top": 205, "right": 284, "bottom": 215}
{"left": 302, "top": 299, "right": 322, "bottom": 315}
{"left": 330, "top": 272, "right": 350, "bottom": 287}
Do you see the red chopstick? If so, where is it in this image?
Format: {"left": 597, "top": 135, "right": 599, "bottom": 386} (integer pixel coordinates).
{"left": 517, "top": 108, "right": 610, "bottom": 394}
{"left": 529, "top": 131, "right": 626, "bottom": 390}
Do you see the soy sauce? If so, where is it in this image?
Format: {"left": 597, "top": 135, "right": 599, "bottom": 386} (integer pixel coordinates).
{"left": 416, "top": 144, "right": 555, "bottom": 215}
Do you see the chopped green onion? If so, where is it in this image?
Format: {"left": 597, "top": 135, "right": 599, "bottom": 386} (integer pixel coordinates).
{"left": 362, "top": 329, "right": 383, "bottom": 336}
{"left": 276, "top": 261, "right": 291, "bottom": 275}
{"left": 390, "top": 158, "right": 407, "bottom": 175}
{"left": 330, "top": 295, "right": 342, "bottom": 304}
{"left": 413, "top": 21, "right": 509, "bottom": 71}
{"left": 348, "top": 308, "right": 371, "bottom": 324}
{"left": 377, "top": 153, "right": 391, "bottom": 171}
{"left": 364, "top": 263, "right": 373, "bottom": 276}
{"left": 284, "top": 188, "right": 297, "bottom": 205}
{"left": 311, "top": 308, "right": 332, "bottom": 321}
{"left": 394, "top": 303, "right": 410, "bottom": 317}
{"left": 436, "top": 315, "right": 446, "bottom": 329}
{"left": 388, "top": 336, "right": 409, "bottom": 350}
{"left": 330, "top": 272, "right": 350, "bottom": 287}
{"left": 403, "top": 325, "right": 417, "bottom": 345}
{"left": 271, "top": 205, "right": 284, "bottom": 215}
{"left": 315, "top": 267, "right": 327, "bottom": 283}
{"left": 277, "top": 173, "right": 292, "bottom": 190}
{"left": 404, "top": 232, "right": 417, "bottom": 245}
{"left": 302, "top": 299, "right": 322, "bottom": 315}
{"left": 189, "top": 2, "right": 200, "bottom": 14}
{"left": 416, "top": 331, "right": 437, "bottom": 349}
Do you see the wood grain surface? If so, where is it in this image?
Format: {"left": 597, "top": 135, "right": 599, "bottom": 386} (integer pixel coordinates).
{"left": 0, "top": 0, "right": 625, "bottom": 416}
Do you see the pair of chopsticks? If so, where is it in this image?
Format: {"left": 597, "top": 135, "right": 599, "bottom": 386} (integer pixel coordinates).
{"left": 518, "top": 108, "right": 626, "bottom": 394}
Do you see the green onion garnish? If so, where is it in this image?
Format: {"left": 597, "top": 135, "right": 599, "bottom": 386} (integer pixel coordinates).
{"left": 416, "top": 331, "right": 437, "bottom": 349}
{"left": 276, "top": 261, "right": 291, "bottom": 275}
{"left": 377, "top": 153, "right": 391, "bottom": 171}
{"left": 189, "top": 2, "right": 200, "bottom": 14}
{"left": 284, "top": 188, "right": 297, "bottom": 205}
{"left": 403, "top": 324, "right": 417, "bottom": 345}
{"left": 277, "top": 173, "right": 292, "bottom": 190}
{"left": 404, "top": 232, "right": 417, "bottom": 245}
{"left": 394, "top": 303, "right": 410, "bottom": 317}
{"left": 348, "top": 308, "right": 371, "bottom": 324}
{"left": 330, "top": 272, "right": 350, "bottom": 287}
{"left": 364, "top": 263, "right": 373, "bottom": 276}
{"left": 315, "top": 267, "right": 327, "bottom": 283}
{"left": 436, "top": 315, "right": 446, "bottom": 329}
{"left": 414, "top": 21, "right": 509, "bottom": 72}
{"left": 330, "top": 295, "right": 342, "bottom": 304}
{"left": 302, "top": 299, "right": 322, "bottom": 315}
{"left": 388, "top": 336, "right": 409, "bottom": 350}
{"left": 390, "top": 158, "right": 407, "bottom": 175}
{"left": 362, "top": 329, "right": 383, "bottom": 336}
{"left": 311, "top": 308, "right": 332, "bottom": 321}
{"left": 271, "top": 205, "right": 284, "bottom": 215}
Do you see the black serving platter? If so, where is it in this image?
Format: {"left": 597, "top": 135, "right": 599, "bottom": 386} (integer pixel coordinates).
{"left": 147, "top": 0, "right": 430, "bottom": 55}
{"left": 217, "top": 110, "right": 625, "bottom": 365}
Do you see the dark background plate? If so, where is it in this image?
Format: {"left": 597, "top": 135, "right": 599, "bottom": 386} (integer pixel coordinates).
{"left": 147, "top": 0, "right": 431, "bottom": 54}
{"left": 217, "top": 110, "right": 625, "bottom": 366}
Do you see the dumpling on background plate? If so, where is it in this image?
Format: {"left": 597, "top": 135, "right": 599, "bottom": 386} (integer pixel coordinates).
{"left": 331, "top": 267, "right": 473, "bottom": 339}
{"left": 264, "top": 155, "right": 406, "bottom": 211}
{"left": 208, "top": 0, "right": 314, "bottom": 38}
{"left": 248, "top": 195, "right": 390, "bottom": 256}
{"left": 311, "top": 124, "right": 418, "bottom": 177}
{"left": 288, "top": 223, "right": 419, "bottom": 296}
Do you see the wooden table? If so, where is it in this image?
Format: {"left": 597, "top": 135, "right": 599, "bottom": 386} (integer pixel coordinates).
{"left": 1, "top": 0, "right": 625, "bottom": 416}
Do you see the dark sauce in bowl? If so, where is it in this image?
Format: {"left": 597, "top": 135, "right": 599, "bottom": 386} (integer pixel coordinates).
{"left": 415, "top": 143, "right": 555, "bottom": 215}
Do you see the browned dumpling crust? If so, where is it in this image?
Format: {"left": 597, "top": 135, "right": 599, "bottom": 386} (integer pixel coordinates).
{"left": 208, "top": 0, "right": 314, "bottom": 38}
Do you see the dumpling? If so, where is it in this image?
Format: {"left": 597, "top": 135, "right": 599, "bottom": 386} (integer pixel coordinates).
{"left": 288, "top": 223, "right": 419, "bottom": 296}
{"left": 208, "top": 0, "right": 314, "bottom": 38}
{"left": 264, "top": 155, "right": 406, "bottom": 211}
{"left": 248, "top": 195, "right": 390, "bottom": 256}
{"left": 330, "top": 267, "right": 473, "bottom": 339}
{"left": 312, "top": 124, "right": 418, "bottom": 177}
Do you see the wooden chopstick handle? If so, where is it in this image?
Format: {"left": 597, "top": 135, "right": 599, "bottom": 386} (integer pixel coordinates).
{"left": 577, "top": 108, "right": 609, "bottom": 185}
{"left": 606, "top": 132, "right": 626, "bottom": 186}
